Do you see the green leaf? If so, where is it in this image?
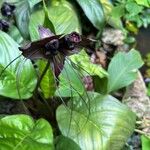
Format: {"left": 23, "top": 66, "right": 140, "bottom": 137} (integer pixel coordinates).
{"left": 93, "top": 76, "right": 108, "bottom": 94}
{"left": 48, "top": 0, "right": 81, "bottom": 34}
{"left": 70, "top": 50, "right": 108, "bottom": 78}
{"left": 101, "top": 0, "right": 123, "bottom": 29}
{"left": 142, "top": 135, "right": 150, "bottom": 150}
{"left": 147, "top": 83, "right": 150, "bottom": 96}
{"left": 14, "top": 0, "right": 41, "bottom": 39}
{"left": 0, "top": 31, "right": 37, "bottom": 99}
{"left": 76, "top": 0, "right": 105, "bottom": 30}
{"left": 134, "top": 0, "right": 150, "bottom": 7}
{"left": 124, "top": 36, "right": 136, "bottom": 44}
{"left": 0, "top": 0, "right": 4, "bottom": 18}
{"left": 38, "top": 60, "right": 56, "bottom": 99}
{"left": 29, "top": 8, "right": 44, "bottom": 40}
{"left": 56, "top": 92, "right": 136, "bottom": 150}
{"left": 43, "top": 0, "right": 55, "bottom": 34}
{"left": 0, "top": 115, "right": 54, "bottom": 150}
{"left": 55, "top": 60, "right": 85, "bottom": 97}
{"left": 107, "top": 49, "right": 143, "bottom": 93}
{"left": 14, "top": 1, "right": 30, "bottom": 39}
{"left": 8, "top": 25, "right": 23, "bottom": 44}
{"left": 56, "top": 50, "right": 108, "bottom": 97}
{"left": 111, "top": 5, "right": 125, "bottom": 19}
{"left": 29, "top": 0, "right": 81, "bottom": 40}
{"left": 28, "top": 0, "right": 42, "bottom": 9}
{"left": 107, "top": 17, "right": 123, "bottom": 29}
{"left": 101, "top": 0, "right": 112, "bottom": 14}
{"left": 0, "top": 0, "right": 3, "bottom": 7}
{"left": 55, "top": 136, "right": 81, "bottom": 150}
{"left": 125, "top": 1, "right": 143, "bottom": 16}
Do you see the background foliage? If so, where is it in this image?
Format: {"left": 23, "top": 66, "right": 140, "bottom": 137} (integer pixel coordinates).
{"left": 0, "top": 0, "right": 148, "bottom": 149}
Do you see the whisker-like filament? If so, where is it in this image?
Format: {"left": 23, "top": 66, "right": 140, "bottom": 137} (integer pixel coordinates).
{"left": 66, "top": 56, "right": 94, "bottom": 77}
{"left": 53, "top": 57, "right": 82, "bottom": 135}
{"left": 15, "top": 49, "right": 41, "bottom": 113}
{"left": 16, "top": 57, "right": 30, "bottom": 114}
{"left": 55, "top": 55, "right": 93, "bottom": 135}
{"left": 53, "top": 56, "right": 74, "bottom": 135}
{"left": 55, "top": 55, "right": 81, "bottom": 95}
{"left": 0, "top": 54, "right": 22, "bottom": 79}
{"left": 65, "top": 58, "right": 91, "bottom": 111}
{"left": 58, "top": 54, "right": 93, "bottom": 135}
{"left": 64, "top": 61, "right": 93, "bottom": 138}
{"left": 34, "top": 59, "right": 50, "bottom": 94}
{"left": 60, "top": 52, "right": 92, "bottom": 108}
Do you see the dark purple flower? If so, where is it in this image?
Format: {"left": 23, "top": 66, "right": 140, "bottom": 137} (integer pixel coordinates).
{"left": 1, "top": 2, "right": 15, "bottom": 17}
{"left": 64, "top": 32, "right": 81, "bottom": 50}
{"left": 0, "top": 19, "right": 9, "bottom": 32}
{"left": 45, "top": 39, "right": 59, "bottom": 56}
{"left": 68, "top": 32, "right": 82, "bottom": 43}
{"left": 38, "top": 26, "right": 54, "bottom": 39}
{"left": 82, "top": 76, "right": 94, "bottom": 91}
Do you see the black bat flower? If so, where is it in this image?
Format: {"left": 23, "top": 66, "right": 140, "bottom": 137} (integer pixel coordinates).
{"left": 1, "top": 2, "right": 16, "bottom": 17}
{"left": 19, "top": 26, "right": 95, "bottom": 77}
{"left": 19, "top": 26, "right": 94, "bottom": 58}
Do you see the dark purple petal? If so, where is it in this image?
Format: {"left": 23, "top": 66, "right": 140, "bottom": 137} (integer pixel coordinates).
{"left": 38, "top": 26, "right": 54, "bottom": 39}
{"left": 82, "top": 76, "right": 94, "bottom": 91}
{"left": 0, "top": 19, "right": 9, "bottom": 32}
{"left": 45, "top": 39, "right": 59, "bottom": 55}
{"left": 1, "top": 2, "right": 15, "bottom": 17}
{"left": 65, "top": 32, "right": 81, "bottom": 43}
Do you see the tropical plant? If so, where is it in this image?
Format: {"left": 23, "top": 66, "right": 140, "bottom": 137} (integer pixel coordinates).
{"left": 0, "top": 0, "right": 147, "bottom": 149}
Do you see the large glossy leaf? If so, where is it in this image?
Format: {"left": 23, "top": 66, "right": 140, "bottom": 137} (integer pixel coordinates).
{"left": 38, "top": 60, "right": 56, "bottom": 99}
{"left": 29, "top": 8, "right": 44, "bottom": 41}
{"left": 14, "top": 0, "right": 42, "bottom": 39}
{"left": 76, "top": 0, "right": 105, "bottom": 30}
{"left": 0, "top": 31, "right": 37, "bottom": 99}
{"left": 55, "top": 136, "right": 81, "bottom": 150}
{"left": 107, "top": 49, "right": 143, "bottom": 93}
{"left": 48, "top": 0, "right": 81, "bottom": 34}
{"left": 70, "top": 50, "right": 108, "bottom": 78}
{"left": 29, "top": 0, "right": 81, "bottom": 40}
{"left": 56, "top": 50, "right": 108, "bottom": 97}
{"left": 56, "top": 92, "right": 136, "bottom": 150}
{"left": 0, "top": 115, "right": 54, "bottom": 150}
{"left": 14, "top": 0, "right": 30, "bottom": 39}
{"left": 101, "top": 0, "right": 123, "bottom": 29}
{"left": 55, "top": 60, "right": 85, "bottom": 97}
{"left": 43, "top": 0, "right": 55, "bottom": 34}
{"left": 142, "top": 135, "right": 150, "bottom": 150}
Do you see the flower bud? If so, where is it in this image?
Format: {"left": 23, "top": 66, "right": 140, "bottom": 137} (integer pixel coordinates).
{"left": 45, "top": 39, "right": 59, "bottom": 55}
{"left": 1, "top": 2, "right": 15, "bottom": 17}
{"left": 0, "top": 19, "right": 9, "bottom": 32}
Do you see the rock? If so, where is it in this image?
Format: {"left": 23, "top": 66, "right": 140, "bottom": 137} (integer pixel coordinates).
{"left": 123, "top": 71, "right": 150, "bottom": 135}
